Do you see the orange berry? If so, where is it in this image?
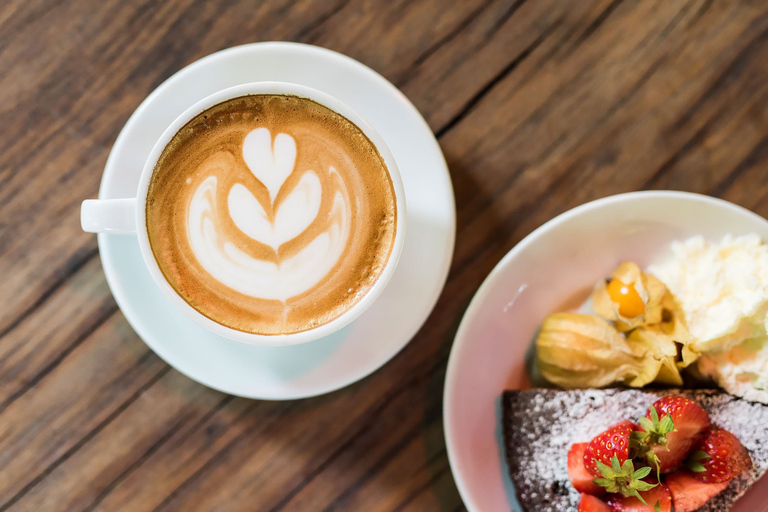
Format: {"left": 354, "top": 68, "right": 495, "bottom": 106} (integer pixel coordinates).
{"left": 606, "top": 278, "right": 645, "bottom": 318}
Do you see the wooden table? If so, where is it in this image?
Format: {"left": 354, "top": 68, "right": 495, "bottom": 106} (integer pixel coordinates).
{"left": 2, "top": 0, "right": 768, "bottom": 510}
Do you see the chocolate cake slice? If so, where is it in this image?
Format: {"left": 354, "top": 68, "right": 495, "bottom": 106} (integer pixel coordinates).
{"left": 501, "top": 389, "right": 768, "bottom": 512}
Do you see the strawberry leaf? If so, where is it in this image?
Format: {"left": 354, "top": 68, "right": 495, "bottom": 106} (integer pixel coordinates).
{"left": 689, "top": 450, "right": 711, "bottom": 462}
{"left": 660, "top": 414, "right": 675, "bottom": 434}
{"left": 632, "top": 480, "right": 657, "bottom": 491}
{"left": 596, "top": 460, "right": 615, "bottom": 478}
{"left": 621, "top": 458, "right": 634, "bottom": 475}
{"left": 647, "top": 452, "right": 661, "bottom": 480}
{"left": 611, "top": 454, "right": 622, "bottom": 474}
{"left": 594, "top": 478, "right": 614, "bottom": 489}
{"left": 689, "top": 462, "right": 707, "bottom": 472}
{"left": 632, "top": 466, "right": 652, "bottom": 480}
{"left": 654, "top": 501, "right": 662, "bottom": 512}
{"left": 626, "top": 488, "right": 648, "bottom": 505}
{"left": 650, "top": 405, "right": 660, "bottom": 425}
{"left": 686, "top": 449, "right": 712, "bottom": 473}
{"left": 638, "top": 416, "right": 655, "bottom": 432}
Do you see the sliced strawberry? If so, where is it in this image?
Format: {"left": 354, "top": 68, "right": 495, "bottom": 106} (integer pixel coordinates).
{"left": 569, "top": 443, "right": 605, "bottom": 495}
{"left": 578, "top": 493, "right": 611, "bottom": 512}
{"left": 667, "top": 471, "right": 729, "bottom": 512}
{"left": 605, "top": 482, "right": 672, "bottom": 511}
{"left": 635, "top": 397, "right": 710, "bottom": 474}
{"left": 687, "top": 428, "right": 751, "bottom": 483}
{"left": 584, "top": 420, "right": 635, "bottom": 477}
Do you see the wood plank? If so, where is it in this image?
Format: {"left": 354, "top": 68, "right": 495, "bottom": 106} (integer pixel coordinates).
{"left": 133, "top": 371, "right": 447, "bottom": 511}
{"left": 276, "top": 407, "right": 453, "bottom": 511}
{"left": 305, "top": 0, "right": 486, "bottom": 87}
{"left": 9, "top": 371, "right": 224, "bottom": 512}
{"left": 0, "top": 315, "right": 166, "bottom": 507}
{"left": 0, "top": 257, "right": 115, "bottom": 409}
{"left": 719, "top": 139, "right": 768, "bottom": 215}
{"left": 83, "top": 397, "right": 271, "bottom": 511}
{"left": 399, "top": 461, "right": 462, "bottom": 512}
{"left": 401, "top": 0, "right": 615, "bottom": 131}
{"left": 440, "top": 0, "right": 768, "bottom": 275}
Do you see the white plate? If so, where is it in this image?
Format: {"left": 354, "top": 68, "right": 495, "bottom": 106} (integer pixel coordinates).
{"left": 444, "top": 191, "right": 768, "bottom": 511}
{"left": 97, "top": 42, "right": 455, "bottom": 400}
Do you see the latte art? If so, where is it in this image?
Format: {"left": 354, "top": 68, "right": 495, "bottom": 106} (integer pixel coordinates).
{"left": 146, "top": 95, "right": 397, "bottom": 335}
{"left": 187, "top": 128, "right": 351, "bottom": 301}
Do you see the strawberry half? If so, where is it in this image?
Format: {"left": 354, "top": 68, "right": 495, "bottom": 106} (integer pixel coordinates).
{"left": 584, "top": 420, "right": 635, "bottom": 477}
{"left": 568, "top": 443, "right": 605, "bottom": 495}
{"left": 687, "top": 428, "right": 751, "bottom": 483}
{"left": 605, "top": 482, "right": 672, "bottom": 512}
{"left": 578, "top": 493, "right": 611, "bottom": 512}
{"left": 667, "top": 471, "right": 729, "bottom": 512}
{"left": 634, "top": 397, "right": 710, "bottom": 474}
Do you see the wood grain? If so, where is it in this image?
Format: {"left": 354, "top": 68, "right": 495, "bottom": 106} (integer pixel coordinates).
{"left": 2, "top": 0, "right": 768, "bottom": 510}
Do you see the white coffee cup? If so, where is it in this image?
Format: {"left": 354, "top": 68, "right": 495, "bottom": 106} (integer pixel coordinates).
{"left": 81, "top": 82, "right": 407, "bottom": 346}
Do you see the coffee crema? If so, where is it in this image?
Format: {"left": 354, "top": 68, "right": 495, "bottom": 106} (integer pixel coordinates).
{"left": 146, "top": 94, "right": 397, "bottom": 335}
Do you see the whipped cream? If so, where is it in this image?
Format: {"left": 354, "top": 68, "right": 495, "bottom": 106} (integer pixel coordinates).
{"left": 648, "top": 234, "right": 768, "bottom": 403}
{"left": 698, "top": 337, "right": 768, "bottom": 404}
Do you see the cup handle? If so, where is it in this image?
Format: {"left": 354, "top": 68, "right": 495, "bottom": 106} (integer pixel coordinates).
{"left": 81, "top": 198, "right": 137, "bottom": 233}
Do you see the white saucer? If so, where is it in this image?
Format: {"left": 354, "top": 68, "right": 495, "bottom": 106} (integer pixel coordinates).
{"left": 98, "top": 42, "right": 455, "bottom": 400}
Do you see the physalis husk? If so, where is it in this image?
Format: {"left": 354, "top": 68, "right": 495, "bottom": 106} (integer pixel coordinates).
{"left": 537, "top": 313, "right": 664, "bottom": 388}
{"left": 536, "top": 262, "right": 694, "bottom": 389}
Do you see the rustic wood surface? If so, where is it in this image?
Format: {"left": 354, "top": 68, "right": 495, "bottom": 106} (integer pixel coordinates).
{"left": 2, "top": 0, "right": 768, "bottom": 510}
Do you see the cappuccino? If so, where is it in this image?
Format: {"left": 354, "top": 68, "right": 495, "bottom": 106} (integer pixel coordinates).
{"left": 146, "top": 95, "right": 397, "bottom": 335}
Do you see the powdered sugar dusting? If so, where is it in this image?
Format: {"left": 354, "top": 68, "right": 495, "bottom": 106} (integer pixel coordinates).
{"left": 502, "top": 389, "right": 768, "bottom": 512}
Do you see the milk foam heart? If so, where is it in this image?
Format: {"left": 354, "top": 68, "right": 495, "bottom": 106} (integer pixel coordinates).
{"left": 241, "top": 128, "right": 296, "bottom": 202}
{"left": 187, "top": 128, "right": 351, "bottom": 301}
{"left": 226, "top": 129, "right": 323, "bottom": 250}
{"left": 146, "top": 94, "right": 397, "bottom": 335}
